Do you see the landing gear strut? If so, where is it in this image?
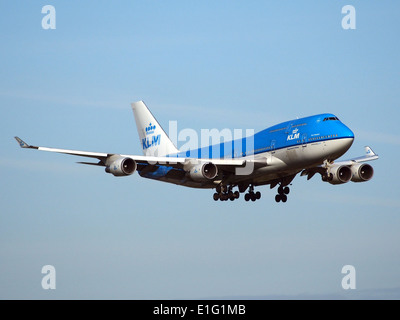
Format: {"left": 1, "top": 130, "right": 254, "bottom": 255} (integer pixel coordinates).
{"left": 244, "top": 185, "right": 261, "bottom": 202}
{"left": 275, "top": 185, "right": 290, "bottom": 203}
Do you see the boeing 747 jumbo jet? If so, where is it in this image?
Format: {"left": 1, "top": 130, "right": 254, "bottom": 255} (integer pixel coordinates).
{"left": 15, "top": 101, "right": 378, "bottom": 203}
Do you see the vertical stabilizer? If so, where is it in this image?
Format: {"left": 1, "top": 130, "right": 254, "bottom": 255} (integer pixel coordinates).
{"left": 131, "top": 101, "right": 179, "bottom": 156}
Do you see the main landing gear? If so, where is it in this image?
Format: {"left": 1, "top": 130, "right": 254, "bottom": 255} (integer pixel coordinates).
{"left": 275, "top": 185, "right": 290, "bottom": 203}
{"left": 213, "top": 184, "right": 261, "bottom": 202}
{"left": 212, "top": 182, "right": 291, "bottom": 203}
{"left": 244, "top": 185, "right": 261, "bottom": 202}
{"left": 213, "top": 184, "right": 240, "bottom": 201}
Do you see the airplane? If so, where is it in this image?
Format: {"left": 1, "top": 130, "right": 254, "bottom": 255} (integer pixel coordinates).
{"left": 15, "top": 100, "right": 379, "bottom": 203}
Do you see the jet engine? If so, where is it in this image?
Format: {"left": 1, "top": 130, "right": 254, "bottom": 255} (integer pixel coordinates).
{"left": 189, "top": 162, "right": 218, "bottom": 181}
{"left": 326, "top": 164, "right": 352, "bottom": 185}
{"left": 105, "top": 156, "right": 137, "bottom": 177}
{"left": 351, "top": 163, "right": 374, "bottom": 182}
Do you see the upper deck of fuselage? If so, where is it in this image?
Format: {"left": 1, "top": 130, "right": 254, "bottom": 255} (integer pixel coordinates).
{"left": 261, "top": 113, "right": 342, "bottom": 134}
{"left": 257, "top": 113, "right": 353, "bottom": 139}
{"left": 170, "top": 113, "right": 354, "bottom": 159}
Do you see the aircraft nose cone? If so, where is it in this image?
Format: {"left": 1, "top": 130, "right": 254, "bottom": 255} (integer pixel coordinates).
{"left": 347, "top": 128, "right": 355, "bottom": 139}
{"left": 341, "top": 124, "right": 355, "bottom": 151}
{"left": 342, "top": 123, "right": 355, "bottom": 139}
{"left": 344, "top": 134, "right": 354, "bottom": 149}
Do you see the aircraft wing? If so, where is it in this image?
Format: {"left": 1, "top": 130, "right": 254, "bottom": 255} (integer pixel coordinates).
{"left": 14, "top": 136, "right": 247, "bottom": 169}
{"left": 301, "top": 146, "right": 379, "bottom": 180}
{"left": 333, "top": 146, "right": 379, "bottom": 165}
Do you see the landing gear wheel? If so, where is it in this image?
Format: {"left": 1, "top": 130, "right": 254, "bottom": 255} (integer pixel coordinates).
{"left": 234, "top": 191, "right": 240, "bottom": 199}
{"left": 276, "top": 182, "right": 290, "bottom": 203}
{"left": 244, "top": 193, "right": 250, "bottom": 202}
{"left": 255, "top": 191, "right": 261, "bottom": 199}
{"left": 213, "top": 193, "right": 219, "bottom": 201}
{"left": 251, "top": 193, "right": 256, "bottom": 201}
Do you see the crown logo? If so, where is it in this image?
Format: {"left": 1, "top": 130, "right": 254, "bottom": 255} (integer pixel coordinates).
{"left": 145, "top": 123, "right": 156, "bottom": 135}
{"left": 292, "top": 128, "right": 299, "bottom": 134}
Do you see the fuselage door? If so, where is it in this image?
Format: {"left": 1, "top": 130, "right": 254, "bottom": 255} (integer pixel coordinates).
{"left": 285, "top": 123, "right": 293, "bottom": 134}
{"left": 270, "top": 140, "right": 276, "bottom": 161}
{"left": 302, "top": 133, "right": 307, "bottom": 148}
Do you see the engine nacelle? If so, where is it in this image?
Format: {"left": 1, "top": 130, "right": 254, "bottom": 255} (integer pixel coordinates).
{"left": 327, "top": 164, "right": 352, "bottom": 185}
{"left": 351, "top": 163, "right": 374, "bottom": 182}
{"left": 105, "top": 156, "right": 136, "bottom": 177}
{"left": 188, "top": 162, "right": 218, "bottom": 181}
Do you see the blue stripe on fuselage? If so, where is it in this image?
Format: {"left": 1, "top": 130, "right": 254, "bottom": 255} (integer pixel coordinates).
{"left": 138, "top": 113, "right": 355, "bottom": 181}
{"left": 167, "top": 113, "right": 354, "bottom": 159}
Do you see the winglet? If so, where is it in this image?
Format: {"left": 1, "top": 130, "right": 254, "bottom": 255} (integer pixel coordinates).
{"left": 365, "top": 146, "right": 377, "bottom": 157}
{"left": 14, "top": 136, "right": 37, "bottom": 149}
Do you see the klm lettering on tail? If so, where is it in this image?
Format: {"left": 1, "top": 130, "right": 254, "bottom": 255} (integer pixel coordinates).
{"left": 142, "top": 134, "right": 161, "bottom": 150}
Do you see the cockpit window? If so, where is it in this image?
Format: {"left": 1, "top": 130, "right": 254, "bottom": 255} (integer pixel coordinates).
{"left": 323, "top": 117, "right": 339, "bottom": 121}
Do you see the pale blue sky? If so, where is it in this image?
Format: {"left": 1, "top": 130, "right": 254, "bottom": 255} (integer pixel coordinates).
{"left": 1, "top": 1, "right": 399, "bottom": 299}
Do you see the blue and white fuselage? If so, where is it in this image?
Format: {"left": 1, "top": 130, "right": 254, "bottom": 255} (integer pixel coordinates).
{"left": 139, "top": 113, "right": 355, "bottom": 189}
{"left": 15, "top": 101, "right": 378, "bottom": 203}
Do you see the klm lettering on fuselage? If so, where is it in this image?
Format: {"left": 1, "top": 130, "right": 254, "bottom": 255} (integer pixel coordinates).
{"left": 287, "top": 128, "right": 300, "bottom": 141}
{"left": 142, "top": 135, "right": 161, "bottom": 150}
